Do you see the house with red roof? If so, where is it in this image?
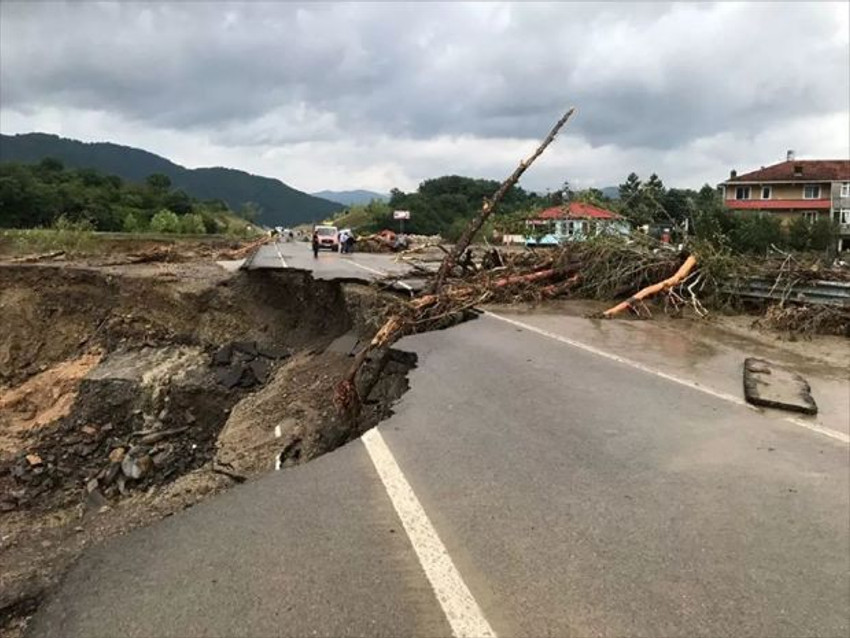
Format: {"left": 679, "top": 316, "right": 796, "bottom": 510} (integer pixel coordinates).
{"left": 720, "top": 152, "right": 850, "bottom": 251}
{"left": 525, "top": 201, "right": 629, "bottom": 246}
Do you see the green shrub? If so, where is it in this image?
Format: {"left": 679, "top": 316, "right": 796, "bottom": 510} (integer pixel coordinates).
{"left": 809, "top": 219, "right": 837, "bottom": 252}
{"left": 785, "top": 217, "right": 811, "bottom": 252}
{"left": 149, "top": 209, "right": 181, "bottom": 234}
{"left": 122, "top": 212, "right": 145, "bottom": 233}
{"left": 179, "top": 213, "right": 206, "bottom": 235}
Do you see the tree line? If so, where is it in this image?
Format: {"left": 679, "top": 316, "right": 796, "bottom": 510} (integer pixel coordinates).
{"left": 0, "top": 158, "right": 255, "bottom": 235}
{"left": 338, "top": 171, "right": 838, "bottom": 254}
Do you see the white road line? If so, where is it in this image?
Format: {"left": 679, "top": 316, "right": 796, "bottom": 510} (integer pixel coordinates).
{"left": 273, "top": 242, "right": 288, "bottom": 268}
{"left": 361, "top": 428, "right": 496, "bottom": 638}
{"left": 347, "top": 260, "right": 414, "bottom": 292}
{"left": 485, "top": 311, "right": 850, "bottom": 445}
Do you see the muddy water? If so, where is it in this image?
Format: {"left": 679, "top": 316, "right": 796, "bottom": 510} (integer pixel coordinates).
{"left": 487, "top": 300, "right": 849, "bottom": 436}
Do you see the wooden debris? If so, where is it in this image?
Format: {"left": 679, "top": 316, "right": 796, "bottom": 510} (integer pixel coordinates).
{"left": 602, "top": 254, "right": 698, "bottom": 318}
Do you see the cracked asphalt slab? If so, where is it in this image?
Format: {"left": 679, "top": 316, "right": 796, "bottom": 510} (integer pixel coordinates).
{"left": 29, "top": 314, "right": 849, "bottom": 637}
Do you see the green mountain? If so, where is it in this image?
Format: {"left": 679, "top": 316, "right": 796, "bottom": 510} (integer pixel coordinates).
{"left": 601, "top": 186, "right": 620, "bottom": 200}
{"left": 0, "top": 133, "right": 342, "bottom": 226}
{"left": 312, "top": 189, "right": 388, "bottom": 206}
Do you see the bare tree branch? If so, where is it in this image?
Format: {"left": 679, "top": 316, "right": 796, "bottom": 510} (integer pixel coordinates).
{"left": 428, "top": 107, "right": 576, "bottom": 294}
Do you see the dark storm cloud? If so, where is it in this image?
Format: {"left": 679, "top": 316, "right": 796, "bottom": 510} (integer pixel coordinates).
{"left": 1, "top": 1, "right": 848, "bottom": 150}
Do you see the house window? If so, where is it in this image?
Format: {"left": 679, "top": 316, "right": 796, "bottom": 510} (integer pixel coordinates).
{"left": 840, "top": 209, "right": 850, "bottom": 225}
{"left": 761, "top": 186, "right": 771, "bottom": 200}
{"left": 841, "top": 183, "right": 850, "bottom": 198}
{"left": 802, "top": 211, "right": 818, "bottom": 223}
{"left": 803, "top": 185, "right": 820, "bottom": 199}
{"left": 735, "top": 186, "right": 751, "bottom": 200}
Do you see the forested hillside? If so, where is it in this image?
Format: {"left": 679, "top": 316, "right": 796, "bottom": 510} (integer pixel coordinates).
{"left": 0, "top": 158, "right": 252, "bottom": 234}
{"left": 0, "top": 133, "right": 342, "bottom": 226}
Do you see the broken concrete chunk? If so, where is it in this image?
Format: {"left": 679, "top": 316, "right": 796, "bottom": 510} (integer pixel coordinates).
{"left": 108, "top": 447, "right": 126, "bottom": 464}
{"left": 26, "top": 454, "right": 43, "bottom": 466}
{"left": 743, "top": 357, "right": 818, "bottom": 415}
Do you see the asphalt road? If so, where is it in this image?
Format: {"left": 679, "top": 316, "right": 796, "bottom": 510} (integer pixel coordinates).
{"left": 244, "top": 240, "right": 429, "bottom": 292}
{"left": 30, "top": 299, "right": 850, "bottom": 636}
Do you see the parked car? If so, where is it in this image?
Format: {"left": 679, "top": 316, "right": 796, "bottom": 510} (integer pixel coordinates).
{"left": 313, "top": 225, "right": 339, "bottom": 250}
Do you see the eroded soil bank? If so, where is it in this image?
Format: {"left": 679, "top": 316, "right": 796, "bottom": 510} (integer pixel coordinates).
{"left": 0, "top": 261, "right": 411, "bottom": 637}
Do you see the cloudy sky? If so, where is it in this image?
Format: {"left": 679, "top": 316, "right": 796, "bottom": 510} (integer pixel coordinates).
{"left": 1, "top": 1, "right": 848, "bottom": 195}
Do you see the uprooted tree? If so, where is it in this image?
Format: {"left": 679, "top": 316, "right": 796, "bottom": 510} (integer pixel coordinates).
{"left": 334, "top": 107, "right": 577, "bottom": 415}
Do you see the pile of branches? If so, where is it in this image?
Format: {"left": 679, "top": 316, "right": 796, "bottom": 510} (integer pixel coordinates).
{"left": 333, "top": 106, "right": 849, "bottom": 416}
{"left": 756, "top": 303, "right": 850, "bottom": 337}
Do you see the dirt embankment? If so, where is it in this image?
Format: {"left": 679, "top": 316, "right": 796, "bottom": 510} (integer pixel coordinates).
{"left": 0, "top": 261, "right": 411, "bottom": 636}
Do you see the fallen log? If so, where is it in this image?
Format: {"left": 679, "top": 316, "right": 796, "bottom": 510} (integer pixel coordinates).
{"left": 602, "top": 254, "right": 698, "bottom": 318}
{"left": 493, "top": 268, "right": 557, "bottom": 288}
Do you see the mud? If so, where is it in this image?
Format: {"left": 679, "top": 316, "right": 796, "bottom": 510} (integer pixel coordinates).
{"left": 0, "top": 261, "right": 413, "bottom": 636}
{"left": 0, "top": 263, "right": 350, "bottom": 386}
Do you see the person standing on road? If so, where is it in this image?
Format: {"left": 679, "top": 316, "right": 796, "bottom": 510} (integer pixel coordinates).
{"left": 337, "top": 229, "right": 350, "bottom": 254}
{"left": 312, "top": 230, "right": 320, "bottom": 258}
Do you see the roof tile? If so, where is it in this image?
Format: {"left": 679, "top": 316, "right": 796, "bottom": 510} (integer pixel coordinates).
{"left": 726, "top": 160, "right": 850, "bottom": 183}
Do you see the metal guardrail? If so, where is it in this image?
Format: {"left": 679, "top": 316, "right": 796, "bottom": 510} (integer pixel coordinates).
{"left": 724, "top": 278, "right": 850, "bottom": 308}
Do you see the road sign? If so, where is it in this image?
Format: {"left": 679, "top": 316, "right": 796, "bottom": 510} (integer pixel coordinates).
{"left": 393, "top": 210, "right": 411, "bottom": 220}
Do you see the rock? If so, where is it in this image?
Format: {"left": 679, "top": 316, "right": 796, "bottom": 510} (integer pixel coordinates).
{"left": 256, "top": 343, "right": 291, "bottom": 360}
{"left": 0, "top": 500, "right": 16, "bottom": 512}
{"left": 86, "top": 478, "right": 100, "bottom": 493}
{"left": 74, "top": 442, "right": 98, "bottom": 457}
{"left": 215, "top": 364, "right": 245, "bottom": 389}
{"left": 232, "top": 340, "right": 258, "bottom": 357}
{"left": 152, "top": 448, "right": 174, "bottom": 468}
{"left": 81, "top": 425, "right": 97, "bottom": 436}
{"left": 743, "top": 357, "right": 818, "bottom": 415}
{"left": 212, "top": 344, "right": 234, "bottom": 366}
{"left": 109, "top": 447, "right": 126, "bottom": 463}
{"left": 103, "top": 462, "right": 121, "bottom": 487}
{"left": 121, "top": 454, "right": 154, "bottom": 480}
{"left": 184, "top": 410, "right": 196, "bottom": 424}
{"left": 85, "top": 488, "right": 108, "bottom": 509}
{"left": 26, "top": 454, "right": 43, "bottom": 466}
{"left": 238, "top": 366, "right": 259, "bottom": 388}
{"left": 249, "top": 358, "right": 271, "bottom": 384}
